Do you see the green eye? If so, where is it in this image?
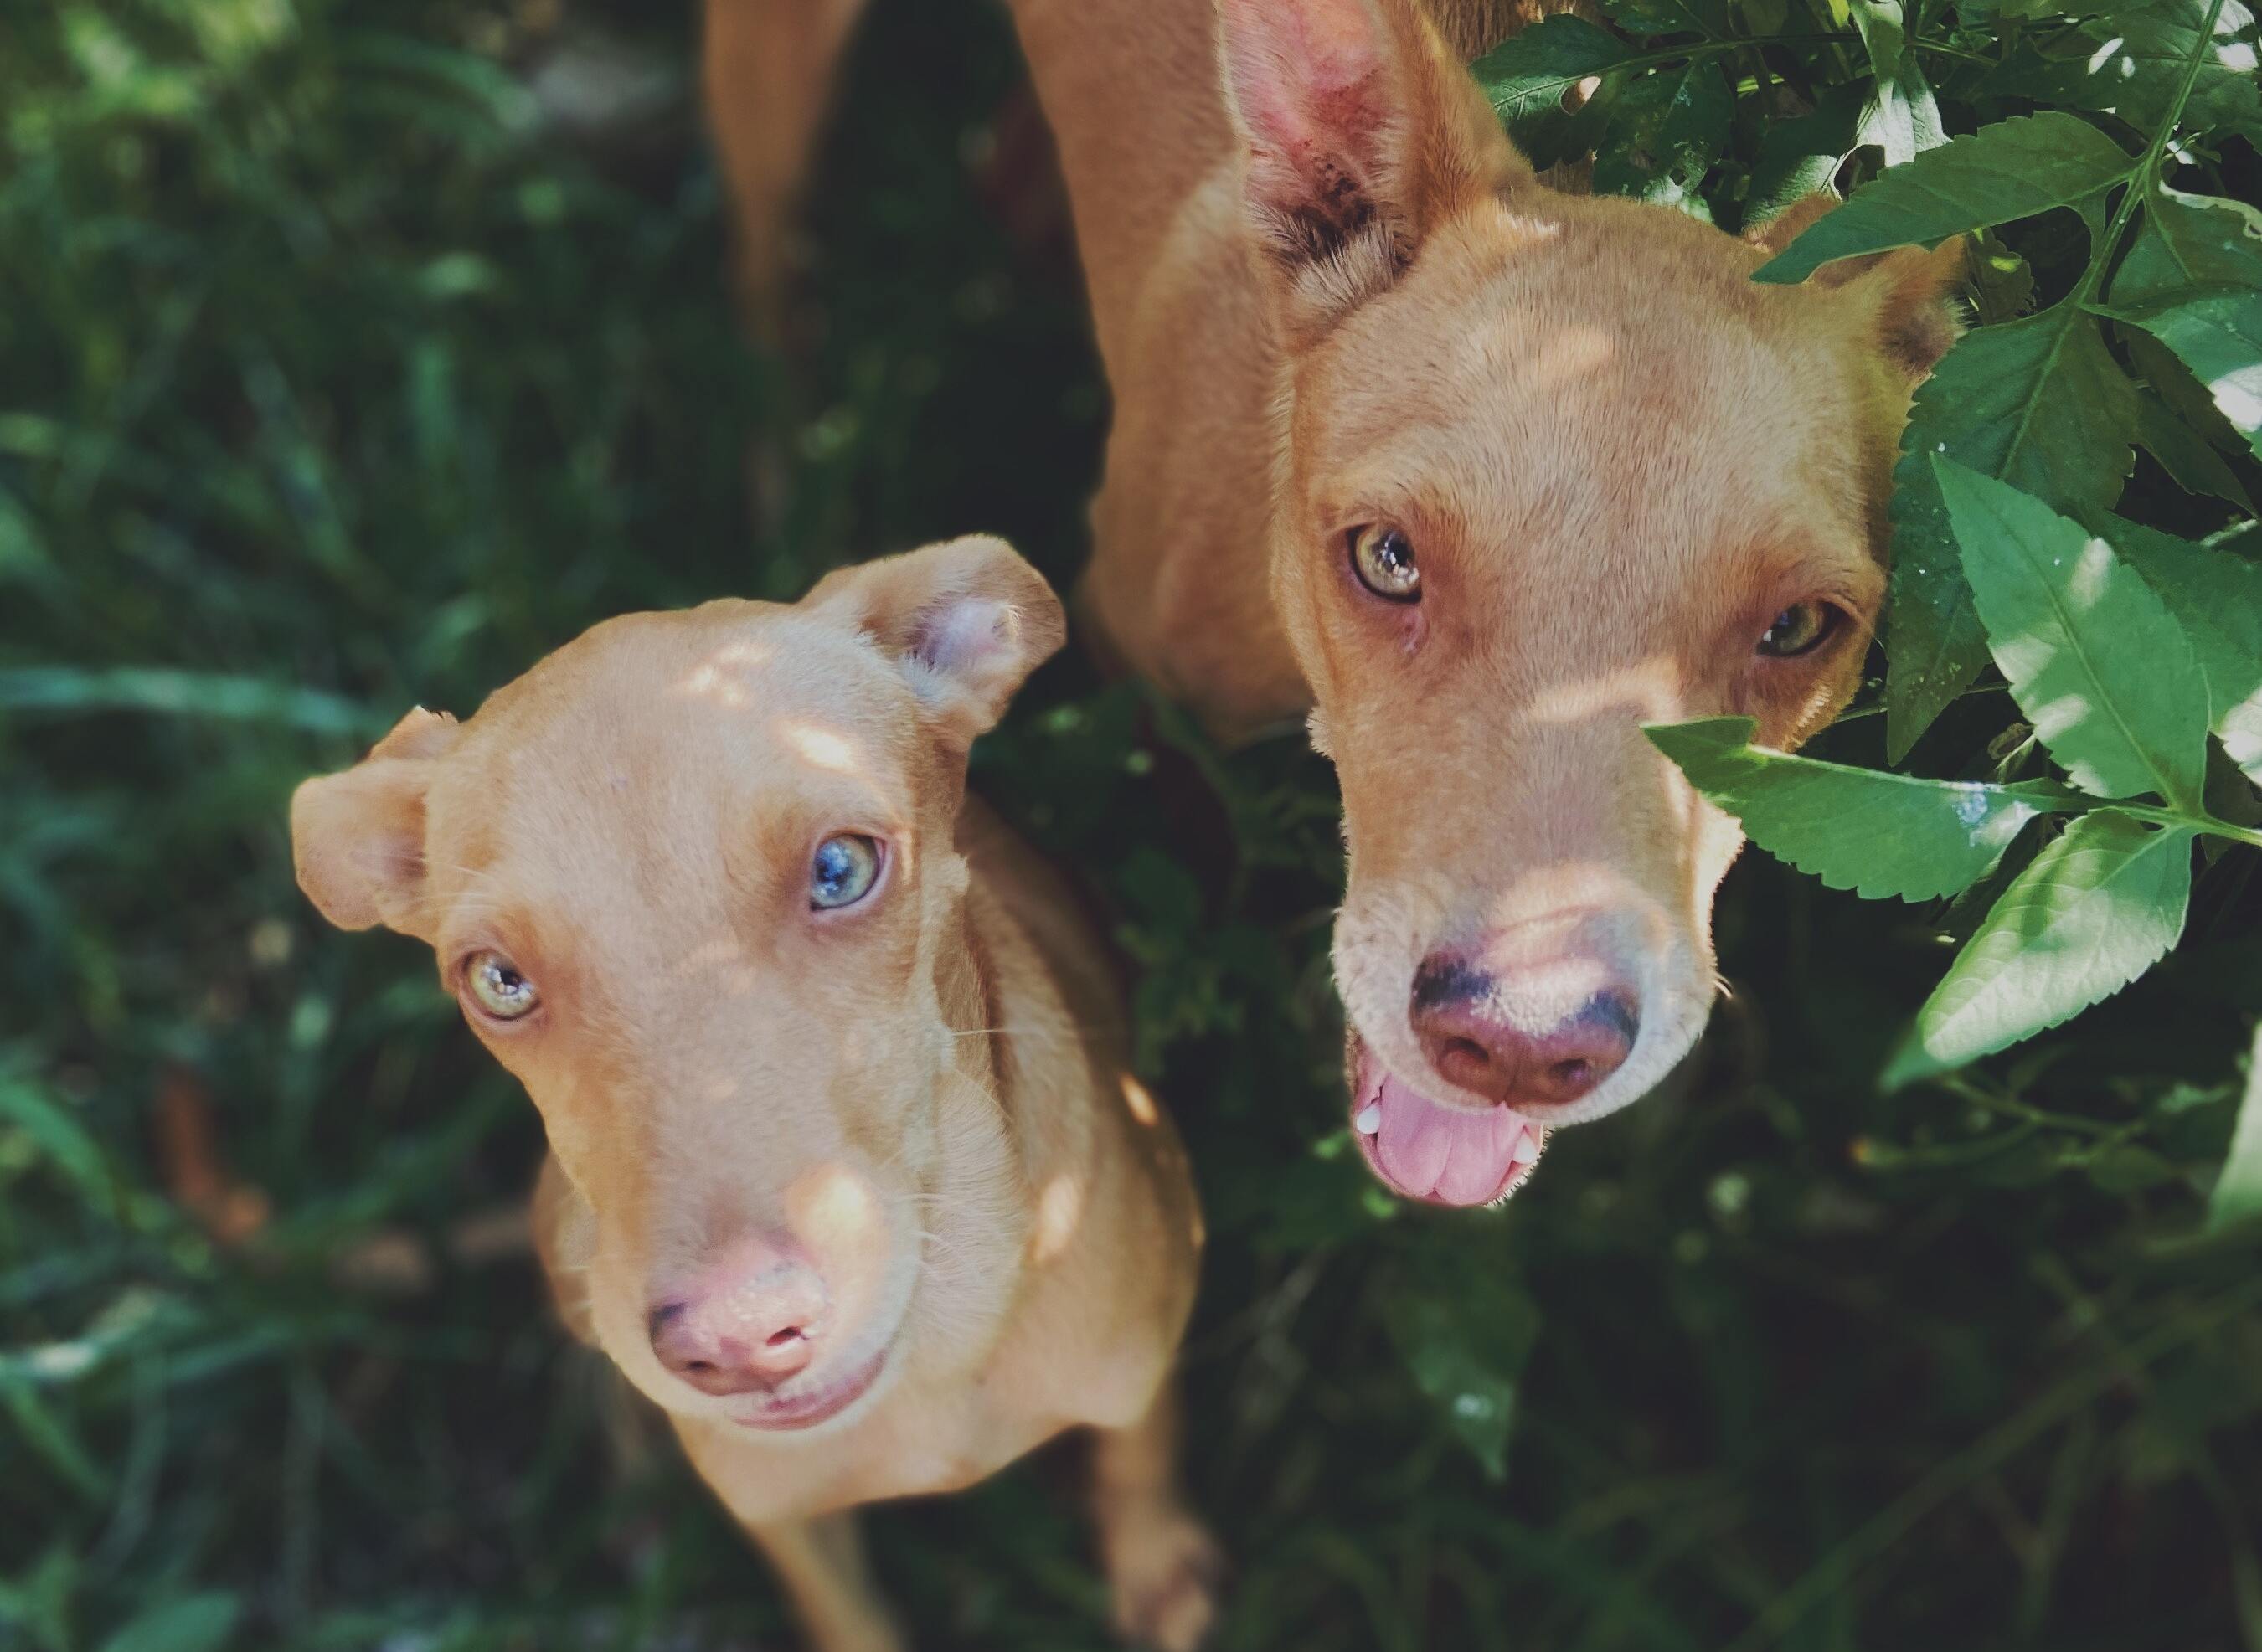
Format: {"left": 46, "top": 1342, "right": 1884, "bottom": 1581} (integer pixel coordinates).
{"left": 464, "top": 950, "right": 539, "bottom": 1021}
{"left": 1348, "top": 524, "right": 1420, "bottom": 602}
{"left": 811, "top": 834, "right": 882, "bottom": 910}
{"left": 1757, "top": 600, "right": 1842, "bottom": 658}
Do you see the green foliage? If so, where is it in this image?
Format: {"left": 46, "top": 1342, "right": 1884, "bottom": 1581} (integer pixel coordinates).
{"left": 5, "top": 0, "right": 2262, "bottom": 1649}
{"left": 1883, "top": 810, "right": 2196, "bottom": 1086}
{"left": 1645, "top": 718, "right": 2086, "bottom": 900}
{"left": 1626, "top": 2, "right": 2261, "bottom": 1088}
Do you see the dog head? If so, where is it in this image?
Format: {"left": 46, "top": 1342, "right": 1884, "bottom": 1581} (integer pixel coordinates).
{"left": 1214, "top": 0, "right": 1962, "bottom": 1203}
{"left": 291, "top": 536, "right": 1065, "bottom": 1431}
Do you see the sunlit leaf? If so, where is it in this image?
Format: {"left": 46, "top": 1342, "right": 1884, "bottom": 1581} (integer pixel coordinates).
{"left": 1473, "top": 16, "right": 1632, "bottom": 124}
{"left": 2116, "top": 183, "right": 2262, "bottom": 302}
{"left": 2208, "top": 1022, "right": 2262, "bottom": 1231}
{"left": 1885, "top": 811, "right": 2195, "bottom": 1086}
{"left": 1988, "top": 0, "right": 2262, "bottom": 140}
{"left": 2112, "top": 516, "right": 2262, "bottom": 783}
{"left": 1753, "top": 114, "right": 2131, "bottom": 284}
{"left": 1935, "top": 460, "right": 2208, "bottom": 806}
{"left": 1886, "top": 306, "right": 2142, "bottom": 757}
{"left": 1646, "top": 717, "right": 2087, "bottom": 899}
{"left": 1848, "top": 0, "right": 1944, "bottom": 165}
{"left": 2106, "top": 288, "right": 2262, "bottom": 462}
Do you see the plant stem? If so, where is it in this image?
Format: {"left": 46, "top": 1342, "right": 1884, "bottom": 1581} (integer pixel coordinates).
{"left": 2071, "top": 0, "right": 2229, "bottom": 307}
{"left": 2112, "top": 802, "right": 2262, "bottom": 852}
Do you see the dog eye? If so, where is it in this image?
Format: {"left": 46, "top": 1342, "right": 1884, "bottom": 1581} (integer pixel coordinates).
{"left": 464, "top": 950, "right": 540, "bottom": 1021}
{"left": 1757, "top": 601, "right": 1842, "bottom": 658}
{"left": 1347, "top": 525, "right": 1420, "bottom": 603}
{"left": 810, "top": 834, "right": 883, "bottom": 911}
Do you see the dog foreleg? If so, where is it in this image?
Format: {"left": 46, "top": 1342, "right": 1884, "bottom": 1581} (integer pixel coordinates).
{"left": 746, "top": 1511, "right": 905, "bottom": 1652}
{"left": 1090, "top": 1390, "right": 1224, "bottom": 1652}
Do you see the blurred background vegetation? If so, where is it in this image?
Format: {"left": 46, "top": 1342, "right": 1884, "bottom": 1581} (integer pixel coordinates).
{"left": 5, "top": 1, "right": 2262, "bottom": 1649}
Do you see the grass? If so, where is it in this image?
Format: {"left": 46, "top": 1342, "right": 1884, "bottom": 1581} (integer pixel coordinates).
{"left": 5, "top": 1, "right": 2262, "bottom": 1648}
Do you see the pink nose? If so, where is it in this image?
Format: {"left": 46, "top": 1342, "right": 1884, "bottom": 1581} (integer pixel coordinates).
{"left": 1410, "top": 955, "right": 1639, "bottom": 1109}
{"left": 647, "top": 1235, "right": 829, "bottom": 1397}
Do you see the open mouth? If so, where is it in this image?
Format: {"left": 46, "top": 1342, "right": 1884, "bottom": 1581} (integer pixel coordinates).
{"left": 1347, "top": 1037, "right": 1547, "bottom": 1207}
{"left": 729, "top": 1344, "right": 889, "bottom": 1432}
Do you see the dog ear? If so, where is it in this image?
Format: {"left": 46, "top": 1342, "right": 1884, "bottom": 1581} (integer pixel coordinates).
{"left": 291, "top": 707, "right": 461, "bottom": 935}
{"left": 1749, "top": 195, "right": 1967, "bottom": 379}
{"left": 1214, "top": 0, "right": 1528, "bottom": 343}
{"left": 811, "top": 535, "right": 1067, "bottom": 749}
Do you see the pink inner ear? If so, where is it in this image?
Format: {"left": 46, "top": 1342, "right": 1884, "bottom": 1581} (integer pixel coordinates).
{"left": 912, "top": 595, "right": 1011, "bottom": 682}
{"left": 1222, "top": 0, "right": 1390, "bottom": 179}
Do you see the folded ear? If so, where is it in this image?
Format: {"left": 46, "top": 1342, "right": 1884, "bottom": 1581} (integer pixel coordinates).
{"left": 290, "top": 707, "right": 461, "bottom": 935}
{"left": 808, "top": 535, "right": 1067, "bottom": 749}
{"left": 1749, "top": 195, "right": 1967, "bottom": 379}
{"left": 1215, "top": 0, "right": 1528, "bottom": 343}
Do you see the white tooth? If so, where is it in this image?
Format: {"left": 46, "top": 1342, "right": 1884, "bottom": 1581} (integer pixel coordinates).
{"left": 1511, "top": 1127, "right": 1540, "bottom": 1166}
{"left": 1355, "top": 1103, "right": 1383, "bottom": 1135}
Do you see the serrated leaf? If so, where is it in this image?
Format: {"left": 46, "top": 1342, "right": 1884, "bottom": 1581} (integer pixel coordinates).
{"left": 2107, "top": 288, "right": 2262, "bottom": 461}
{"left": 1474, "top": 16, "right": 1632, "bottom": 124}
{"left": 1935, "top": 460, "right": 2209, "bottom": 805}
{"left": 1884, "top": 811, "right": 2195, "bottom": 1086}
{"left": 1593, "top": 58, "right": 1730, "bottom": 211}
{"left": 2112, "top": 516, "right": 2262, "bottom": 782}
{"left": 1989, "top": 0, "right": 2262, "bottom": 140}
{"left": 1753, "top": 114, "right": 2132, "bottom": 284}
{"left": 2129, "top": 335, "right": 2259, "bottom": 510}
{"left": 2116, "top": 183, "right": 2262, "bottom": 303}
{"left": 1646, "top": 717, "right": 2087, "bottom": 899}
{"left": 1886, "top": 305, "right": 2142, "bottom": 757}
{"left": 2208, "top": 1021, "right": 2262, "bottom": 1232}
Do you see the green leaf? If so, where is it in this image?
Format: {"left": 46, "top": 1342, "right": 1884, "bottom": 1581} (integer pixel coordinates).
{"left": 2106, "top": 288, "right": 2262, "bottom": 461}
{"left": 97, "top": 1594, "right": 242, "bottom": 1652}
{"left": 0, "top": 1075, "right": 112, "bottom": 1205}
{"left": 2112, "top": 517, "right": 2262, "bottom": 783}
{"left": 2131, "top": 346, "right": 2258, "bottom": 512}
{"left": 1753, "top": 114, "right": 2133, "bottom": 284}
{"left": 1592, "top": 59, "right": 1731, "bottom": 211}
{"left": 0, "top": 666, "right": 384, "bottom": 736}
{"left": 2208, "top": 1022, "right": 2262, "bottom": 1232}
{"left": 1990, "top": 0, "right": 2262, "bottom": 141}
{"left": 1385, "top": 1282, "right": 1538, "bottom": 1480}
{"left": 2115, "top": 183, "right": 2262, "bottom": 303}
{"left": 1646, "top": 717, "right": 2088, "bottom": 900}
{"left": 1884, "top": 812, "right": 2195, "bottom": 1087}
{"left": 1473, "top": 16, "right": 1631, "bottom": 124}
{"left": 1601, "top": 0, "right": 1730, "bottom": 34}
{"left": 1848, "top": 0, "right": 1944, "bottom": 166}
{"left": 1935, "top": 460, "right": 2209, "bottom": 806}
{"left": 1886, "top": 305, "right": 2143, "bottom": 757}
{"left": 1745, "top": 83, "right": 1864, "bottom": 224}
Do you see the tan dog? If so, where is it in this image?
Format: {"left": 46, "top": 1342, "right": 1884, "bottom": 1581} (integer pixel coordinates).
{"left": 707, "top": 0, "right": 1962, "bottom": 1207}
{"left": 290, "top": 537, "right": 1219, "bottom": 1652}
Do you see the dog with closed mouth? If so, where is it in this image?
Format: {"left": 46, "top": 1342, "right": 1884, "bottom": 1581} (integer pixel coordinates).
{"left": 705, "top": 0, "right": 1964, "bottom": 1206}
{"left": 291, "top": 536, "right": 1219, "bottom": 1652}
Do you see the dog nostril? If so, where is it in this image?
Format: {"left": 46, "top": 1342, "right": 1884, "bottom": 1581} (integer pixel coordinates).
{"left": 1551, "top": 1058, "right": 1592, "bottom": 1088}
{"left": 1445, "top": 1035, "right": 1489, "bottom": 1069}
{"left": 765, "top": 1327, "right": 805, "bottom": 1350}
{"left": 684, "top": 1358, "right": 716, "bottom": 1377}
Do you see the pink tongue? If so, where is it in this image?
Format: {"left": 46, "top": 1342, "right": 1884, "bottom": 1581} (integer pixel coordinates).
{"left": 1368, "top": 1072, "right": 1530, "bottom": 1206}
